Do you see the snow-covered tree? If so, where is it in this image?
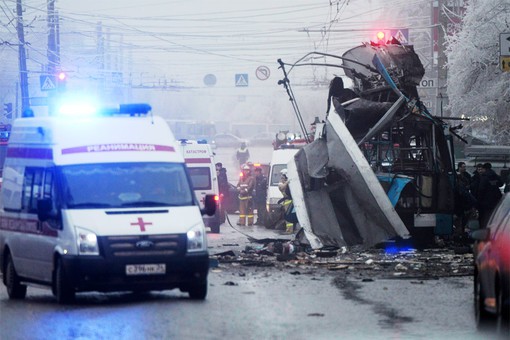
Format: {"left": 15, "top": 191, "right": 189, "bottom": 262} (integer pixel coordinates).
{"left": 445, "top": 0, "right": 510, "bottom": 144}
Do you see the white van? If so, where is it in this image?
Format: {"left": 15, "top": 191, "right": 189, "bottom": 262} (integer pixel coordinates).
{"left": 266, "top": 147, "right": 299, "bottom": 214}
{"left": 178, "top": 139, "right": 221, "bottom": 233}
{"left": 0, "top": 104, "right": 215, "bottom": 303}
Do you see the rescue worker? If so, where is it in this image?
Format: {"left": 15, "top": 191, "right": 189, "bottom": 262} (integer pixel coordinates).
{"left": 253, "top": 167, "right": 268, "bottom": 226}
{"left": 278, "top": 169, "right": 294, "bottom": 234}
{"left": 236, "top": 164, "right": 255, "bottom": 226}
{"left": 236, "top": 142, "right": 250, "bottom": 166}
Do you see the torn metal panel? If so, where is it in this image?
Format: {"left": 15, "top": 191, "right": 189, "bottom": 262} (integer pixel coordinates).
{"left": 288, "top": 112, "right": 410, "bottom": 249}
{"left": 357, "top": 96, "right": 405, "bottom": 145}
{"left": 342, "top": 44, "right": 425, "bottom": 91}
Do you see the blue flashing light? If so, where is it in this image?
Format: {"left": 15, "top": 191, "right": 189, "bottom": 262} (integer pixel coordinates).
{"left": 197, "top": 139, "right": 208, "bottom": 144}
{"left": 384, "top": 244, "right": 415, "bottom": 255}
{"left": 57, "top": 104, "right": 98, "bottom": 117}
{"left": 118, "top": 103, "right": 151, "bottom": 115}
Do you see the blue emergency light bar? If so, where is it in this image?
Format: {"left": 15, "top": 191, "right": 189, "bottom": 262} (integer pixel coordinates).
{"left": 101, "top": 103, "right": 152, "bottom": 116}
{"left": 179, "top": 139, "right": 209, "bottom": 145}
{"left": 42, "top": 102, "right": 153, "bottom": 118}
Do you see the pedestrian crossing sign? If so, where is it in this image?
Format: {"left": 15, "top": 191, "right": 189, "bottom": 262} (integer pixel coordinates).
{"left": 235, "top": 74, "right": 249, "bottom": 87}
{"left": 40, "top": 75, "right": 56, "bottom": 91}
{"left": 390, "top": 29, "right": 409, "bottom": 45}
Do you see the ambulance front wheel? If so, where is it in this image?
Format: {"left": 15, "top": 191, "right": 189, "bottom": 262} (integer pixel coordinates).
{"left": 54, "top": 257, "right": 75, "bottom": 304}
{"left": 188, "top": 281, "right": 207, "bottom": 300}
{"left": 5, "top": 253, "right": 27, "bottom": 299}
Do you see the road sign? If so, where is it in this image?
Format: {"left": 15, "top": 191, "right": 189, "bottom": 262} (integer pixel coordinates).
{"left": 40, "top": 75, "right": 56, "bottom": 91}
{"left": 390, "top": 29, "right": 409, "bottom": 45}
{"left": 235, "top": 74, "right": 248, "bottom": 87}
{"left": 500, "top": 33, "right": 510, "bottom": 56}
{"left": 255, "top": 66, "right": 270, "bottom": 80}
{"left": 501, "top": 56, "right": 510, "bottom": 72}
{"left": 417, "top": 77, "right": 435, "bottom": 88}
{"left": 203, "top": 74, "right": 217, "bottom": 86}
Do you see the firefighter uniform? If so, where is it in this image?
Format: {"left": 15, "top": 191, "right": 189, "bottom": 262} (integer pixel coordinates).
{"left": 279, "top": 169, "right": 294, "bottom": 233}
{"left": 237, "top": 166, "right": 255, "bottom": 226}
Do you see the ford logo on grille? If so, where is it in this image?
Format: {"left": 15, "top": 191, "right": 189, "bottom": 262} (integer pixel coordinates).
{"left": 136, "top": 240, "right": 155, "bottom": 249}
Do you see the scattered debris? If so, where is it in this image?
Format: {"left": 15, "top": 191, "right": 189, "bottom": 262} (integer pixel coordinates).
{"left": 210, "top": 239, "right": 474, "bottom": 279}
{"left": 307, "top": 313, "right": 325, "bottom": 317}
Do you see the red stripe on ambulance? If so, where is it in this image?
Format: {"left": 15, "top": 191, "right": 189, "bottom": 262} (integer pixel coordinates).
{"left": 185, "top": 158, "right": 211, "bottom": 164}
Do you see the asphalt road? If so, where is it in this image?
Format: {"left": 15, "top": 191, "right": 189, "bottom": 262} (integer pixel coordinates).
{"left": 0, "top": 219, "right": 500, "bottom": 340}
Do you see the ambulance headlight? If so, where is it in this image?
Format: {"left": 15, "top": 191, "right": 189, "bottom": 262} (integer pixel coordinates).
{"left": 77, "top": 227, "right": 99, "bottom": 255}
{"left": 187, "top": 225, "right": 206, "bottom": 253}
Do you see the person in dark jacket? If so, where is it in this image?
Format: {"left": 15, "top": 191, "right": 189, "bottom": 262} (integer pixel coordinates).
{"left": 477, "top": 163, "right": 503, "bottom": 228}
{"left": 253, "top": 167, "right": 268, "bottom": 226}
{"left": 326, "top": 76, "right": 359, "bottom": 117}
{"left": 454, "top": 162, "right": 476, "bottom": 234}
{"left": 216, "top": 162, "right": 230, "bottom": 218}
{"left": 470, "top": 163, "right": 484, "bottom": 201}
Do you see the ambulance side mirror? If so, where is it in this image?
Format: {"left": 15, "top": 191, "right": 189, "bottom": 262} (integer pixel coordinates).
{"left": 37, "top": 198, "right": 53, "bottom": 221}
{"left": 201, "top": 194, "right": 217, "bottom": 216}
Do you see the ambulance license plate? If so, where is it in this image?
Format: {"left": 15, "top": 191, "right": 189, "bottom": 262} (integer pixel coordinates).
{"left": 126, "top": 264, "right": 166, "bottom": 276}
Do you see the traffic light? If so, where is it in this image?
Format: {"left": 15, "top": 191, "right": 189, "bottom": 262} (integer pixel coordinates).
{"left": 56, "top": 71, "right": 67, "bottom": 91}
{"left": 371, "top": 31, "right": 388, "bottom": 45}
{"left": 3, "top": 103, "right": 13, "bottom": 119}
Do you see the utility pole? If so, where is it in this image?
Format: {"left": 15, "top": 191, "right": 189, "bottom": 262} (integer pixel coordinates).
{"left": 47, "top": 0, "right": 60, "bottom": 115}
{"left": 436, "top": 0, "right": 449, "bottom": 117}
{"left": 47, "top": 0, "right": 58, "bottom": 74}
{"left": 16, "top": 0, "right": 30, "bottom": 113}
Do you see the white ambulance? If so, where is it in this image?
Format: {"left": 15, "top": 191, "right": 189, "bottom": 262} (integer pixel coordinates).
{"left": 0, "top": 104, "right": 215, "bottom": 303}
{"left": 178, "top": 139, "right": 221, "bottom": 233}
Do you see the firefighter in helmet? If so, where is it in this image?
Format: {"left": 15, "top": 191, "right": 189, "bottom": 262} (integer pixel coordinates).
{"left": 236, "top": 164, "right": 255, "bottom": 226}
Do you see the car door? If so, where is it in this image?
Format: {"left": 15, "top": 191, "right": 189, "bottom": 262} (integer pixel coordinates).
{"left": 16, "top": 167, "right": 59, "bottom": 283}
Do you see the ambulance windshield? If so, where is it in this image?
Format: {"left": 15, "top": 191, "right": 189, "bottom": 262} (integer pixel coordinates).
{"left": 60, "top": 162, "right": 194, "bottom": 209}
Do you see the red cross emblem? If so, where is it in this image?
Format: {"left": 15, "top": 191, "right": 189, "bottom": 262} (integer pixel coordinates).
{"left": 130, "top": 217, "right": 152, "bottom": 232}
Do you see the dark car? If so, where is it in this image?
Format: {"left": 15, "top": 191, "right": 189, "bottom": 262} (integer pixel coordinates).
{"left": 212, "top": 133, "right": 247, "bottom": 148}
{"left": 471, "top": 192, "right": 510, "bottom": 331}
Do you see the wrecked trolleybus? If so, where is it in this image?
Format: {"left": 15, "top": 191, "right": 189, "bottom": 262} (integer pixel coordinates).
{"left": 277, "top": 39, "right": 458, "bottom": 248}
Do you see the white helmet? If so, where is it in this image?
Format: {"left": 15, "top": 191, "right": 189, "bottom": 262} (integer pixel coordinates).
{"left": 242, "top": 164, "right": 250, "bottom": 170}
{"left": 280, "top": 169, "right": 288, "bottom": 175}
